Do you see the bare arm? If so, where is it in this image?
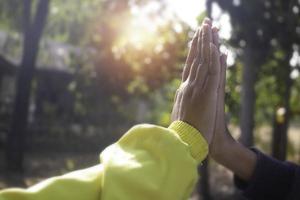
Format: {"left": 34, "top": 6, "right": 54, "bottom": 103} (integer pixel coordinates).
{"left": 210, "top": 22, "right": 299, "bottom": 200}
{"left": 209, "top": 28, "right": 256, "bottom": 181}
{"left": 211, "top": 129, "right": 257, "bottom": 181}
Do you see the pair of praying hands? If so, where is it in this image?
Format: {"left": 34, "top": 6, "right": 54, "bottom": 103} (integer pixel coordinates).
{"left": 171, "top": 18, "right": 229, "bottom": 157}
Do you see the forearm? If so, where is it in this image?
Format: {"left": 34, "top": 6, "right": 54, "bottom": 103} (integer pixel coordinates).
{"left": 212, "top": 129, "right": 257, "bottom": 181}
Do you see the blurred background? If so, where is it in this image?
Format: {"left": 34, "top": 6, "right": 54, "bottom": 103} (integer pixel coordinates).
{"left": 0, "top": 0, "right": 299, "bottom": 199}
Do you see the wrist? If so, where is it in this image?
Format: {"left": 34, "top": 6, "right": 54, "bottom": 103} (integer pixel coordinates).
{"left": 211, "top": 134, "right": 236, "bottom": 163}
{"left": 212, "top": 138, "right": 239, "bottom": 163}
{"left": 210, "top": 127, "right": 235, "bottom": 160}
{"left": 213, "top": 138, "right": 257, "bottom": 181}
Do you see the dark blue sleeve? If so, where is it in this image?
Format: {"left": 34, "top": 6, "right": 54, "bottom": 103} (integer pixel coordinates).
{"left": 234, "top": 148, "right": 299, "bottom": 200}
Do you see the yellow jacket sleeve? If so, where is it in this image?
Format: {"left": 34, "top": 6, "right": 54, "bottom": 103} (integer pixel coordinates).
{"left": 0, "top": 121, "right": 208, "bottom": 200}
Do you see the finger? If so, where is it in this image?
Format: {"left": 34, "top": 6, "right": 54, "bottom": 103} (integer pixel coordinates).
{"left": 171, "top": 89, "right": 181, "bottom": 121}
{"left": 196, "top": 17, "right": 211, "bottom": 59}
{"left": 190, "top": 24, "right": 211, "bottom": 83}
{"left": 215, "top": 54, "right": 227, "bottom": 122}
{"left": 197, "top": 28, "right": 203, "bottom": 58}
{"left": 188, "top": 58, "right": 200, "bottom": 82}
{"left": 198, "top": 17, "right": 212, "bottom": 58}
{"left": 188, "top": 28, "right": 202, "bottom": 81}
{"left": 182, "top": 29, "right": 199, "bottom": 82}
{"left": 195, "top": 62, "right": 209, "bottom": 88}
{"left": 174, "top": 89, "right": 179, "bottom": 102}
{"left": 217, "top": 53, "right": 227, "bottom": 110}
{"left": 205, "top": 43, "right": 221, "bottom": 92}
{"left": 212, "top": 27, "right": 219, "bottom": 49}
{"left": 185, "top": 29, "right": 199, "bottom": 67}
{"left": 201, "top": 24, "right": 212, "bottom": 65}
{"left": 175, "top": 91, "right": 184, "bottom": 120}
{"left": 189, "top": 23, "right": 212, "bottom": 82}
{"left": 219, "top": 53, "right": 227, "bottom": 92}
{"left": 194, "top": 25, "right": 212, "bottom": 83}
{"left": 209, "top": 43, "right": 220, "bottom": 75}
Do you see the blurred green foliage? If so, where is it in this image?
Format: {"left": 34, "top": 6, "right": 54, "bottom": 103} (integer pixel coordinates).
{"left": 0, "top": 0, "right": 193, "bottom": 139}
{"left": 0, "top": 0, "right": 299, "bottom": 141}
{"left": 214, "top": 0, "right": 300, "bottom": 127}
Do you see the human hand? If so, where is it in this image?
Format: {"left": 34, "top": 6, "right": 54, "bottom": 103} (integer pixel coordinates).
{"left": 192, "top": 24, "right": 257, "bottom": 181}
{"left": 206, "top": 25, "right": 236, "bottom": 157}
{"left": 171, "top": 18, "right": 222, "bottom": 145}
{"left": 209, "top": 48, "right": 234, "bottom": 158}
{"left": 208, "top": 50, "right": 257, "bottom": 181}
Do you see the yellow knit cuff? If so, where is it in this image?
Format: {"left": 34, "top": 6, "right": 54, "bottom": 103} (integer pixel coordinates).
{"left": 169, "top": 121, "right": 208, "bottom": 163}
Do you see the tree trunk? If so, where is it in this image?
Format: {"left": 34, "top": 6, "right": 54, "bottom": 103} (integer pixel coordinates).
{"left": 198, "top": 159, "right": 211, "bottom": 200}
{"left": 272, "top": 56, "right": 292, "bottom": 161}
{"left": 272, "top": 113, "right": 289, "bottom": 161}
{"left": 240, "top": 47, "right": 258, "bottom": 147}
{"left": 206, "top": 0, "right": 212, "bottom": 18}
{"left": 0, "top": 74, "right": 2, "bottom": 94}
{"left": 6, "top": 0, "right": 50, "bottom": 172}
{"left": 197, "top": 2, "right": 213, "bottom": 199}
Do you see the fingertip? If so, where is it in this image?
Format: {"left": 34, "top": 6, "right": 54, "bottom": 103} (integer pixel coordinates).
{"left": 212, "top": 28, "right": 219, "bottom": 39}
{"left": 212, "top": 26, "right": 219, "bottom": 32}
{"left": 220, "top": 53, "right": 228, "bottom": 67}
{"left": 202, "top": 24, "right": 212, "bottom": 42}
{"left": 212, "top": 32, "right": 219, "bottom": 47}
{"left": 203, "top": 17, "right": 212, "bottom": 26}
